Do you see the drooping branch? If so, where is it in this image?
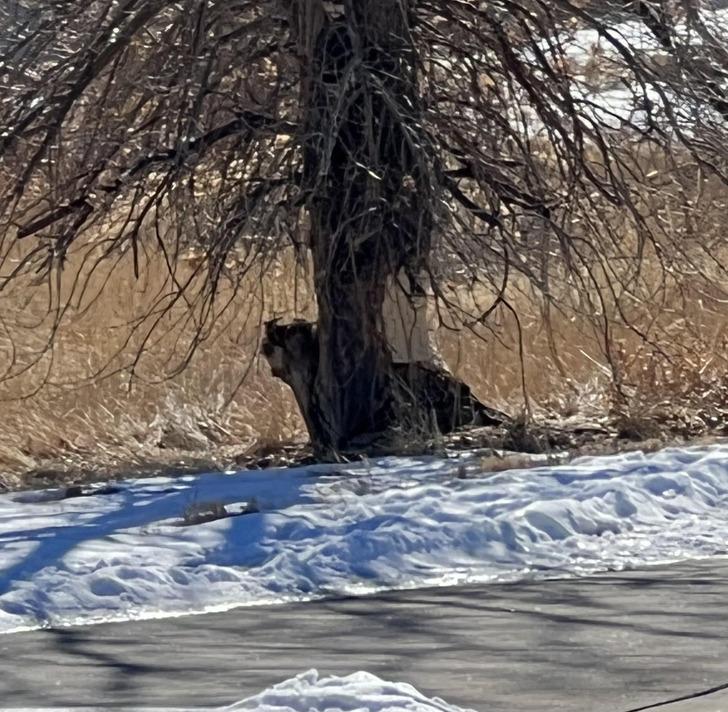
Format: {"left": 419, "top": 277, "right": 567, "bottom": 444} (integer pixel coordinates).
{"left": 1, "top": 0, "right": 727, "bottom": 429}
{"left": 16, "top": 112, "right": 298, "bottom": 239}
{"left": 123, "top": 113, "right": 298, "bottom": 182}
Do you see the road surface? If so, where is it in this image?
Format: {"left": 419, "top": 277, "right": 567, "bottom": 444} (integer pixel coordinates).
{"left": 1, "top": 558, "right": 727, "bottom": 710}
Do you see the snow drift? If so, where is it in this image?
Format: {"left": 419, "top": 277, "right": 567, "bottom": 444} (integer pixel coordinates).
{"left": 1, "top": 445, "right": 728, "bottom": 632}
{"left": 229, "top": 670, "right": 473, "bottom": 712}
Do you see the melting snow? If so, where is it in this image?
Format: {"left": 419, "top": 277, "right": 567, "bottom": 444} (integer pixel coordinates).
{"left": 1, "top": 445, "right": 728, "bottom": 632}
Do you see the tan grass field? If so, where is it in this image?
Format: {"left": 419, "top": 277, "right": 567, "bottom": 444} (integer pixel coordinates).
{"left": 1, "top": 230, "right": 727, "bottom": 492}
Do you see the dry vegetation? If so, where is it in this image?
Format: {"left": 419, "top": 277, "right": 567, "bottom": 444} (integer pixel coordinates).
{"left": 3, "top": 1, "right": 728, "bottom": 488}
{"left": 2, "top": 151, "right": 728, "bottom": 489}
{"left": 2, "top": 229, "right": 727, "bottom": 491}
{"left": 0, "top": 247, "right": 310, "bottom": 490}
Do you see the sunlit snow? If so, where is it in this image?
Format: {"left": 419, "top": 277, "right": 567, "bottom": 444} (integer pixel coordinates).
{"left": 1, "top": 445, "right": 728, "bottom": 633}
{"left": 228, "top": 670, "right": 474, "bottom": 712}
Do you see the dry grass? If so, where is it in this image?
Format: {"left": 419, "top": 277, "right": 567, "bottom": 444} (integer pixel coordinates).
{"left": 0, "top": 246, "right": 310, "bottom": 490}
{"left": 1, "top": 235, "right": 728, "bottom": 492}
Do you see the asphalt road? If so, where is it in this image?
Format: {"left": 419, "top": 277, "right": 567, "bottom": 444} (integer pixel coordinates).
{"left": 1, "top": 558, "right": 727, "bottom": 711}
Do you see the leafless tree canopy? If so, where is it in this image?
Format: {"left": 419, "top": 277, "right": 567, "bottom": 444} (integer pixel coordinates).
{"left": 1, "top": 0, "right": 728, "bottom": 423}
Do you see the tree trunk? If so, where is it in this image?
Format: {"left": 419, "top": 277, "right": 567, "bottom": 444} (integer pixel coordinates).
{"left": 264, "top": 1, "right": 508, "bottom": 452}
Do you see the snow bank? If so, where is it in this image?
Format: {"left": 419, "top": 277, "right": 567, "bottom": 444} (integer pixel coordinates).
{"left": 2, "top": 445, "right": 728, "bottom": 632}
{"left": 229, "top": 670, "right": 472, "bottom": 712}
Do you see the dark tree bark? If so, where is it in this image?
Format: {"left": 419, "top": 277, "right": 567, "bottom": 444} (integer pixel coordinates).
{"left": 263, "top": 1, "right": 509, "bottom": 452}
{"left": 305, "top": 3, "right": 420, "bottom": 447}
{"left": 263, "top": 320, "right": 507, "bottom": 452}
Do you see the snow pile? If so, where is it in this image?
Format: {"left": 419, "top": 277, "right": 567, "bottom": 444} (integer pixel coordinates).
{"left": 229, "top": 670, "right": 473, "bottom": 712}
{"left": 2, "top": 445, "right": 728, "bottom": 632}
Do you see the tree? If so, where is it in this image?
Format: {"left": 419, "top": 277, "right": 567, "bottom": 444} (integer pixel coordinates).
{"left": 1, "top": 0, "right": 727, "bottom": 454}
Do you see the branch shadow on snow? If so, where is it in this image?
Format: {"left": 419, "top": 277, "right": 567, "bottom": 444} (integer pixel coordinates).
{"left": 0, "top": 467, "right": 315, "bottom": 615}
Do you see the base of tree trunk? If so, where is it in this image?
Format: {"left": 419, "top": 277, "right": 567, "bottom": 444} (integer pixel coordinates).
{"left": 262, "top": 319, "right": 509, "bottom": 453}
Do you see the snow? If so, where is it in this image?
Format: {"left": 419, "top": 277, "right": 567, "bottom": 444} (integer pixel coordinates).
{"left": 2, "top": 445, "right": 728, "bottom": 633}
{"left": 531, "top": 9, "right": 728, "bottom": 130}
{"left": 9, "top": 670, "right": 474, "bottom": 712}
